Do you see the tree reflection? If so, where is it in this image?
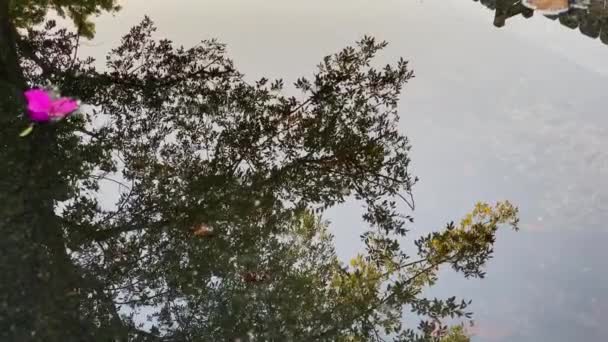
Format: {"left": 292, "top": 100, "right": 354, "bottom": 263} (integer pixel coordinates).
{"left": 473, "top": 0, "right": 608, "bottom": 45}
{"left": 0, "top": 5, "right": 518, "bottom": 341}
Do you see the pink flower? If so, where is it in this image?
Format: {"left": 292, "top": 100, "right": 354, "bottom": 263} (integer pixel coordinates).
{"left": 24, "top": 89, "right": 78, "bottom": 123}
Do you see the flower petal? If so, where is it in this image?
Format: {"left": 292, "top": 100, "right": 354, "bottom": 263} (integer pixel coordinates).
{"left": 24, "top": 89, "right": 52, "bottom": 114}
{"left": 50, "top": 98, "right": 78, "bottom": 118}
{"left": 28, "top": 111, "right": 51, "bottom": 122}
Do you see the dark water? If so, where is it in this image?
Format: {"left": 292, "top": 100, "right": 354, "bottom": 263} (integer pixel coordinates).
{"left": 1, "top": 0, "right": 607, "bottom": 341}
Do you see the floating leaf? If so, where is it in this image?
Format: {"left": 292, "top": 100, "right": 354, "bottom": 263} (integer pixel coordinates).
{"left": 19, "top": 124, "right": 34, "bottom": 137}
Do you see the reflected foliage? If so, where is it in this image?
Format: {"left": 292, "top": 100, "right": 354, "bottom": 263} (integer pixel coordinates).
{"left": 9, "top": 0, "right": 120, "bottom": 38}
{"left": 0, "top": 9, "right": 518, "bottom": 342}
{"left": 439, "top": 326, "right": 471, "bottom": 342}
{"left": 473, "top": 0, "right": 608, "bottom": 45}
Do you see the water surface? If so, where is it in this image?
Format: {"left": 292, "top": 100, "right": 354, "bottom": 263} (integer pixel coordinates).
{"left": 3, "top": 0, "right": 608, "bottom": 341}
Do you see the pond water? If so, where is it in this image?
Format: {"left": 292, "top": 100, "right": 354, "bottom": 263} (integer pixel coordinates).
{"left": 1, "top": 0, "right": 607, "bottom": 341}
